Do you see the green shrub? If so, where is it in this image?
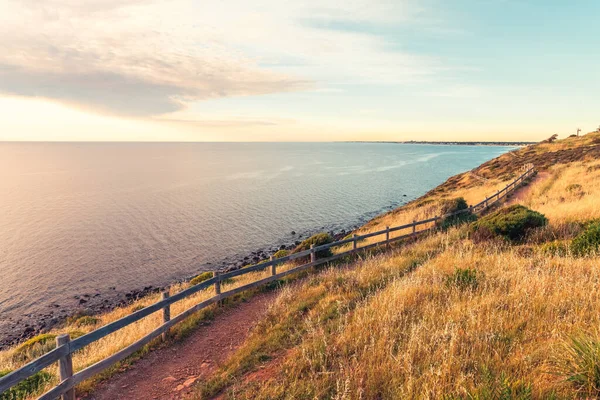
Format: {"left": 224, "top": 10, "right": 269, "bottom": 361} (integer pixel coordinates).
{"left": 438, "top": 197, "right": 476, "bottom": 230}
{"left": 292, "top": 233, "right": 334, "bottom": 259}
{"left": 0, "top": 370, "right": 53, "bottom": 400}
{"left": 12, "top": 334, "right": 57, "bottom": 363}
{"left": 571, "top": 221, "right": 600, "bottom": 257}
{"left": 540, "top": 240, "right": 569, "bottom": 256}
{"left": 445, "top": 268, "right": 480, "bottom": 291}
{"left": 68, "top": 330, "right": 85, "bottom": 339}
{"left": 471, "top": 205, "right": 547, "bottom": 243}
{"left": 272, "top": 249, "right": 289, "bottom": 259}
{"left": 555, "top": 333, "right": 600, "bottom": 397}
{"left": 190, "top": 271, "right": 213, "bottom": 286}
{"left": 440, "top": 197, "right": 468, "bottom": 215}
{"left": 74, "top": 316, "right": 100, "bottom": 327}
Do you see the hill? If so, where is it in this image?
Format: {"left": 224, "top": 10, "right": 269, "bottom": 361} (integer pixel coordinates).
{"left": 195, "top": 132, "right": 600, "bottom": 399}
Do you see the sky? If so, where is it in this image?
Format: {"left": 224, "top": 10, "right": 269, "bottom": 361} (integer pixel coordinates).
{"left": 0, "top": 0, "right": 599, "bottom": 142}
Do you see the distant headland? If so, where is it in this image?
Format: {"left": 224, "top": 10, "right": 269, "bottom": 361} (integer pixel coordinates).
{"left": 346, "top": 141, "right": 535, "bottom": 146}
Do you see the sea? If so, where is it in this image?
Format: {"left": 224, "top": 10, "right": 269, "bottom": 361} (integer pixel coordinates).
{"left": 0, "top": 142, "right": 513, "bottom": 344}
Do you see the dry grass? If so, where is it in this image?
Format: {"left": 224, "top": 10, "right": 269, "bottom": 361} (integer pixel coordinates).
{"left": 208, "top": 243, "right": 600, "bottom": 398}
{"left": 519, "top": 160, "right": 600, "bottom": 225}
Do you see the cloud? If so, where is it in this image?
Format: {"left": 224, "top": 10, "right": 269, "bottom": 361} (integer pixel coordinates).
{"left": 0, "top": 0, "right": 311, "bottom": 116}
{"left": 0, "top": 0, "right": 451, "bottom": 117}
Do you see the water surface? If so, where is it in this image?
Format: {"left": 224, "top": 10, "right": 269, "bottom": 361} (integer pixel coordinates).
{"left": 0, "top": 142, "right": 511, "bottom": 341}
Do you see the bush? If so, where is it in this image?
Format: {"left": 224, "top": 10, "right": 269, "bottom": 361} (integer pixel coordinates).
{"left": 471, "top": 205, "right": 547, "bottom": 243}
{"left": 566, "top": 183, "right": 583, "bottom": 193}
{"left": 439, "top": 197, "right": 468, "bottom": 215}
{"left": 555, "top": 333, "right": 600, "bottom": 397}
{"left": 540, "top": 240, "right": 569, "bottom": 256}
{"left": 0, "top": 369, "right": 53, "bottom": 400}
{"left": 74, "top": 316, "right": 100, "bottom": 327}
{"left": 272, "top": 249, "right": 289, "bottom": 259}
{"left": 12, "top": 334, "right": 57, "bottom": 363}
{"left": 445, "top": 268, "right": 480, "bottom": 291}
{"left": 292, "top": 233, "right": 334, "bottom": 259}
{"left": 571, "top": 221, "right": 600, "bottom": 257}
{"left": 438, "top": 197, "right": 476, "bottom": 230}
{"left": 190, "top": 271, "right": 213, "bottom": 286}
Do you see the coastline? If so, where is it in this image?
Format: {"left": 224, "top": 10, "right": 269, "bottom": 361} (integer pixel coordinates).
{"left": 0, "top": 143, "right": 512, "bottom": 350}
{"left": 0, "top": 200, "right": 409, "bottom": 350}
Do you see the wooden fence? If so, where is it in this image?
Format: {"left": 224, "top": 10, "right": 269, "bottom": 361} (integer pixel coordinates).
{"left": 0, "top": 166, "right": 536, "bottom": 400}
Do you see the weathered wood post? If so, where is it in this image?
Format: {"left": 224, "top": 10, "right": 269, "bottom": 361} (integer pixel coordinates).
{"left": 352, "top": 234, "right": 358, "bottom": 251}
{"left": 161, "top": 290, "right": 170, "bottom": 342}
{"left": 213, "top": 270, "right": 221, "bottom": 306}
{"left": 385, "top": 226, "right": 390, "bottom": 248}
{"left": 56, "top": 334, "right": 75, "bottom": 400}
{"left": 412, "top": 220, "right": 417, "bottom": 237}
{"left": 485, "top": 196, "right": 489, "bottom": 208}
{"left": 270, "top": 255, "right": 276, "bottom": 276}
{"left": 310, "top": 244, "right": 316, "bottom": 263}
{"left": 469, "top": 205, "right": 474, "bottom": 214}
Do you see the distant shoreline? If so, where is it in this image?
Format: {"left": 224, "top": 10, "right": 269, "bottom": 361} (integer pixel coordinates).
{"left": 344, "top": 141, "right": 534, "bottom": 147}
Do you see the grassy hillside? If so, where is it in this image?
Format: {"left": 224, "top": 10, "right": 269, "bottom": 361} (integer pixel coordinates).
{"left": 195, "top": 132, "right": 600, "bottom": 399}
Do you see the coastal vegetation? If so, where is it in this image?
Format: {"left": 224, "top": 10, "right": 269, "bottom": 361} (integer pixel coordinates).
{"left": 3, "top": 132, "right": 600, "bottom": 399}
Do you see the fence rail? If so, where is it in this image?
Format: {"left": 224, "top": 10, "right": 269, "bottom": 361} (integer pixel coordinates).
{"left": 0, "top": 166, "right": 536, "bottom": 399}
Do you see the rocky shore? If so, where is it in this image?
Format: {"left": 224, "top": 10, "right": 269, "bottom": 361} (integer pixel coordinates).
{"left": 0, "top": 227, "right": 356, "bottom": 351}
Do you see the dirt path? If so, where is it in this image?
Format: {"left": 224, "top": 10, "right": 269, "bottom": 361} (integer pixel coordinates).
{"left": 507, "top": 171, "right": 550, "bottom": 205}
{"left": 86, "top": 291, "right": 276, "bottom": 400}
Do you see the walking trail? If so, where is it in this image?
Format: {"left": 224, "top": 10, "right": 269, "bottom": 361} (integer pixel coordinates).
{"left": 507, "top": 171, "right": 550, "bottom": 205}
{"left": 86, "top": 291, "right": 277, "bottom": 400}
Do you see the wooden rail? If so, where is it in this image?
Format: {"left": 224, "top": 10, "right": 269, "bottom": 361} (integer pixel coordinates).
{"left": 0, "top": 166, "right": 535, "bottom": 399}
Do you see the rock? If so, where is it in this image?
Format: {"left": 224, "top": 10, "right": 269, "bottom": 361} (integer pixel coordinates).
{"left": 176, "top": 384, "right": 185, "bottom": 391}
{"left": 183, "top": 377, "right": 198, "bottom": 387}
{"left": 279, "top": 244, "right": 286, "bottom": 250}
{"left": 291, "top": 231, "right": 296, "bottom": 235}
{"left": 79, "top": 299, "right": 87, "bottom": 304}
{"left": 162, "top": 376, "right": 178, "bottom": 383}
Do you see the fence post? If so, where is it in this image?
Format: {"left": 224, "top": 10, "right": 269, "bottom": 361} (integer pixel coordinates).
{"left": 412, "top": 220, "right": 417, "bottom": 237}
{"left": 353, "top": 234, "right": 358, "bottom": 251}
{"left": 385, "top": 226, "right": 390, "bottom": 248}
{"left": 213, "top": 270, "right": 222, "bottom": 307}
{"left": 56, "top": 334, "right": 75, "bottom": 400}
{"left": 469, "top": 205, "right": 474, "bottom": 214}
{"left": 310, "top": 244, "right": 316, "bottom": 263}
{"left": 270, "top": 255, "right": 276, "bottom": 276}
{"left": 214, "top": 269, "right": 221, "bottom": 291}
{"left": 161, "top": 290, "right": 170, "bottom": 342}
